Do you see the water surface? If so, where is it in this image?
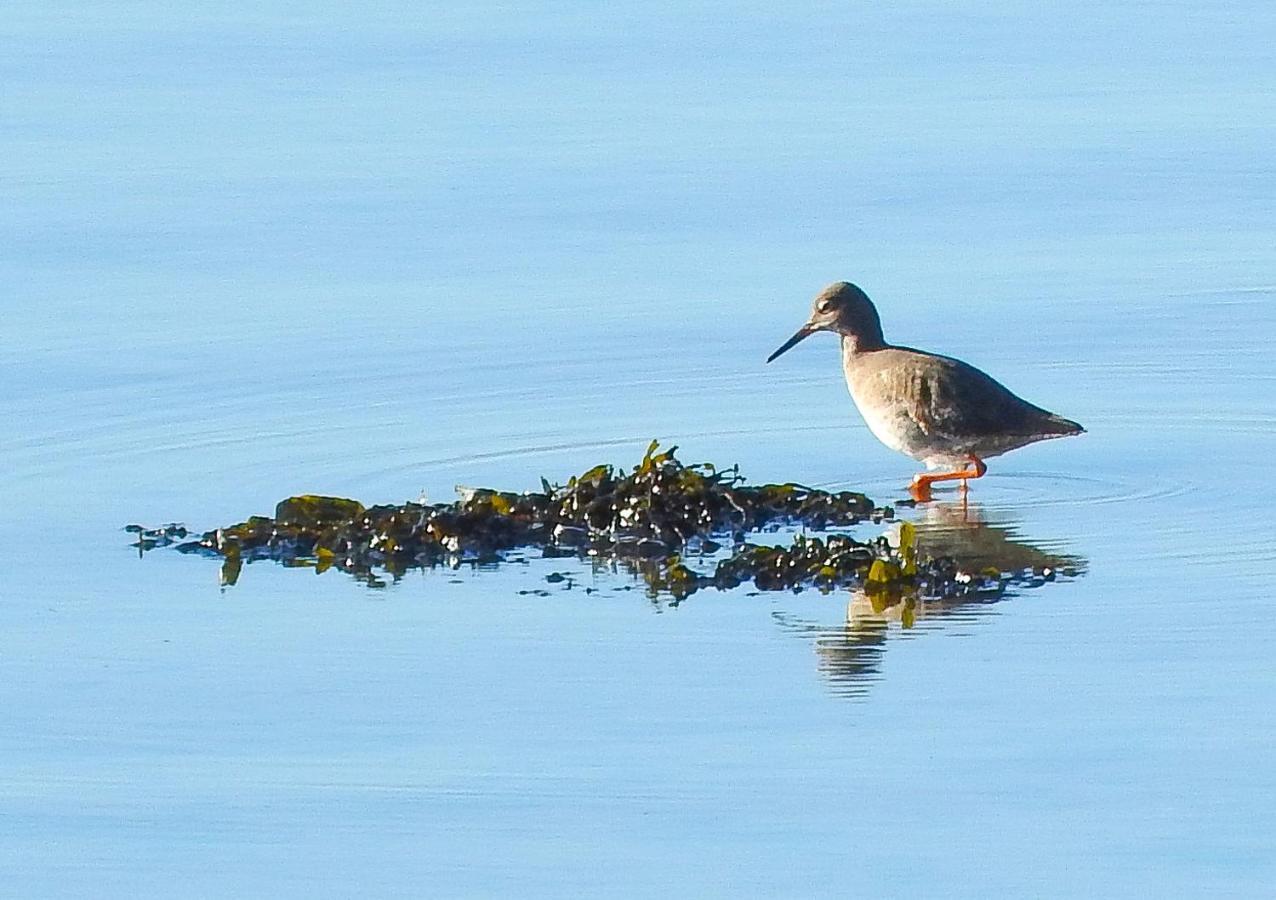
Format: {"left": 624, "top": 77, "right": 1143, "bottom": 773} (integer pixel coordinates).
{"left": 3, "top": 2, "right": 1275, "bottom": 896}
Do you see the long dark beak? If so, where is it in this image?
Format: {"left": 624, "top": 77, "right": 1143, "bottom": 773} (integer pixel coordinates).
{"left": 766, "top": 323, "right": 816, "bottom": 363}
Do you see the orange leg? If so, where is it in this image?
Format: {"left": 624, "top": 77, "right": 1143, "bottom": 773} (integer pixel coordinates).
{"left": 909, "top": 456, "right": 987, "bottom": 502}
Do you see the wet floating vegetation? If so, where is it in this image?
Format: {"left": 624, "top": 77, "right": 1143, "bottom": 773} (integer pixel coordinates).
{"left": 134, "top": 442, "right": 1074, "bottom": 600}
{"left": 125, "top": 522, "right": 189, "bottom": 553}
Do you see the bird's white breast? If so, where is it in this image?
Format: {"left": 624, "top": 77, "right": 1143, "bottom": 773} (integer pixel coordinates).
{"left": 847, "top": 379, "right": 914, "bottom": 455}
{"left": 841, "top": 343, "right": 956, "bottom": 468}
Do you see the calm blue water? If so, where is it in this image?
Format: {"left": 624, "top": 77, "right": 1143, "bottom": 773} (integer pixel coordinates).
{"left": 3, "top": 3, "right": 1275, "bottom": 896}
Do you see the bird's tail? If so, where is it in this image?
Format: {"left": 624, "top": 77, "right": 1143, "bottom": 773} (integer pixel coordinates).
{"left": 1044, "top": 414, "right": 1085, "bottom": 436}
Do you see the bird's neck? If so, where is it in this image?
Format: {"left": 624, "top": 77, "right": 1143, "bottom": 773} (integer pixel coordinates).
{"left": 840, "top": 332, "right": 887, "bottom": 359}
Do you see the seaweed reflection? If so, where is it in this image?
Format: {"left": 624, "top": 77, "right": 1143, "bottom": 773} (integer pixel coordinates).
{"left": 773, "top": 499, "right": 1086, "bottom": 698}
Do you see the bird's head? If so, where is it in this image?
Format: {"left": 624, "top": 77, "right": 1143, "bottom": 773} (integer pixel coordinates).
{"left": 766, "top": 282, "right": 885, "bottom": 363}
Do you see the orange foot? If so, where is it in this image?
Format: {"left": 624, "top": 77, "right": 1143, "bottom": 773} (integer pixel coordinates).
{"left": 909, "top": 456, "right": 987, "bottom": 503}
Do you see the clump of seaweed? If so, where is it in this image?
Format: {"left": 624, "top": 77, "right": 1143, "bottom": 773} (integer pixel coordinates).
{"left": 142, "top": 442, "right": 1060, "bottom": 599}
{"left": 125, "top": 523, "right": 189, "bottom": 554}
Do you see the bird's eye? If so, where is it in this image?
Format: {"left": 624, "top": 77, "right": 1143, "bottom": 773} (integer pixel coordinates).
{"left": 817, "top": 300, "right": 831, "bottom": 313}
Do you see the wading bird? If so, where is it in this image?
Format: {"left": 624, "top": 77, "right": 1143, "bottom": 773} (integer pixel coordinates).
{"left": 767, "top": 282, "right": 1084, "bottom": 501}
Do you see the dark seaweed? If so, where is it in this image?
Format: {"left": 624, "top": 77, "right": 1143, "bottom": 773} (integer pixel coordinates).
{"left": 148, "top": 442, "right": 1047, "bottom": 599}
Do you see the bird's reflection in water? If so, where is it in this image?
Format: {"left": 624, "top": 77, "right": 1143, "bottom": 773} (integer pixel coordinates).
{"left": 772, "top": 498, "right": 1086, "bottom": 698}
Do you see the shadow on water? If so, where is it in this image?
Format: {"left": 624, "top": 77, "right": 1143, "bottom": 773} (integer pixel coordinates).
{"left": 773, "top": 497, "right": 1086, "bottom": 698}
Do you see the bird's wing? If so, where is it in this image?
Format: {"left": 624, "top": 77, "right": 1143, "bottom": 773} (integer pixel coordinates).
{"left": 880, "top": 350, "right": 1059, "bottom": 441}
